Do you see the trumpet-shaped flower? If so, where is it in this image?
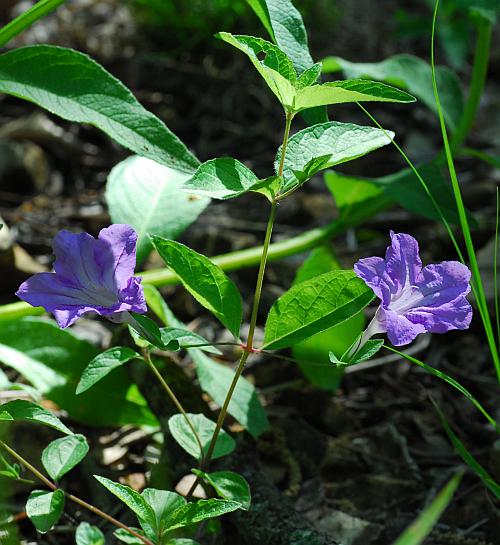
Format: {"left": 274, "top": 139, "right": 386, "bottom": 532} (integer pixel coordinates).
{"left": 16, "top": 224, "right": 147, "bottom": 328}
{"left": 354, "top": 231, "right": 472, "bottom": 346}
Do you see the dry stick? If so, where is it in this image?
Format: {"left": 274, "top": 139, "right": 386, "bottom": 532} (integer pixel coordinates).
{"left": 0, "top": 440, "right": 154, "bottom": 545}
{"left": 185, "top": 111, "right": 294, "bottom": 501}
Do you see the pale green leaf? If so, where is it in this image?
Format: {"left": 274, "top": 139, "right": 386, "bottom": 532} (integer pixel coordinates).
{"left": 246, "top": 0, "right": 314, "bottom": 73}
{"left": 26, "top": 489, "right": 65, "bottom": 534}
{"left": 276, "top": 121, "right": 394, "bottom": 192}
{"left": 191, "top": 350, "right": 269, "bottom": 438}
{"left": 166, "top": 498, "right": 241, "bottom": 531}
{"left": 75, "top": 522, "right": 105, "bottom": 545}
{"left": 182, "top": 158, "right": 260, "bottom": 200}
{"left": 194, "top": 470, "right": 251, "bottom": 510}
{"left": 94, "top": 476, "right": 156, "bottom": 525}
{"left": 263, "top": 270, "right": 374, "bottom": 350}
{"left": 216, "top": 33, "right": 296, "bottom": 108}
{"left": 77, "top": 347, "right": 140, "bottom": 395}
{"left": 106, "top": 156, "right": 209, "bottom": 263}
{"left": 141, "top": 489, "right": 185, "bottom": 539}
{"left": 294, "top": 79, "right": 416, "bottom": 111}
{"left": 0, "top": 46, "right": 199, "bottom": 173}
{"left": 160, "top": 328, "right": 222, "bottom": 355}
{"left": 0, "top": 400, "right": 72, "bottom": 435}
{"left": 323, "top": 54, "right": 464, "bottom": 130}
{"left": 168, "top": 413, "right": 236, "bottom": 461}
{"left": 42, "top": 434, "right": 89, "bottom": 481}
{"left": 150, "top": 237, "right": 243, "bottom": 337}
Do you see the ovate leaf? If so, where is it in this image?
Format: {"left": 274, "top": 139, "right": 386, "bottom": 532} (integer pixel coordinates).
{"left": 276, "top": 121, "right": 394, "bottom": 192}
{"left": 263, "top": 270, "right": 374, "bottom": 350}
{"left": 75, "top": 522, "right": 105, "bottom": 545}
{"left": 94, "top": 476, "right": 156, "bottom": 526}
{"left": 150, "top": 237, "right": 243, "bottom": 337}
{"left": 323, "top": 54, "right": 464, "bottom": 131}
{"left": 191, "top": 350, "right": 269, "bottom": 438}
{"left": 166, "top": 498, "right": 241, "bottom": 531}
{"left": 0, "top": 46, "right": 199, "bottom": 173}
{"left": 160, "top": 328, "right": 222, "bottom": 355}
{"left": 294, "top": 79, "right": 416, "bottom": 111}
{"left": 42, "top": 434, "right": 89, "bottom": 480}
{"left": 141, "top": 489, "right": 185, "bottom": 540}
{"left": 26, "top": 489, "right": 65, "bottom": 534}
{"left": 216, "top": 33, "right": 296, "bottom": 108}
{"left": 194, "top": 470, "right": 251, "bottom": 510}
{"left": 107, "top": 156, "right": 209, "bottom": 263}
{"left": 0, "top": 400, "right": 72, "bottom": 435}
{"left": 246, "top": 0, "right": 314, "bottom": 73}
{"left": 77, "top": 347, "right": 140, "bottom": 395}
{"left": 168, "top": 413, "right": 236, "bottom": 461}
{"left": 182, "top": 158, "right": 260, "bottom": 200}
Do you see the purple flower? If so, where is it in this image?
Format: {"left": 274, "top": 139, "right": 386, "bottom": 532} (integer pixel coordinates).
{"left": 16, "top": 224, "right": 147, "bottom": 328}
{"left": 354, "top": 231, "right": 472, "bottom": 346}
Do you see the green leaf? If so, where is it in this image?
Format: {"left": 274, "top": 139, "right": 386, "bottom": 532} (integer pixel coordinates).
{"left": 150, "top": 237, "right": 243, "bottom": 337}
{"left": 77, "top": 347, "right": 140, "bottom": 395}
{"left": 0, "top": 318, "right": 156, "bottom": 428}
{"left": 348, "top": 339, "right": 384, "bottom": 365}
{"left": 114, "top": 528, "right": 147, "bottom": 545}
{"left": 323, "top": 54, "right": 464, "bottom": 130}
{"left": 166, "top": 540, "right": 200, "bottom": 545}
{"left": 276, "top": 121, "right": 394, "bottom": 192}
{"left": 194, "top": 470, "right": 251, "bottom": 510}
{"left": 325, "top": 172, "right": 392, "bottom": 225}
{"left": 42, "top": 434, "right": 89, "bottom": 481}
{"left": 246, "top": 0, "right": 314, "bottom": 74}
{"left": 0, "top": 46, "right": 199, "bottom": 173}
{"left": 216, "top": 33, "right": 296, "bottom": 108}
{"left": 295, "top": 63, "right": 323, "bottom": 89}
{"left": 75, "top": 522, "right": 105, "bottom": 545}
{"left": 128, "top": 314, "right": 165, "bottom": 349}
{"left": 391, "top": 472, "right": 462, "bottom": 545}
{"left": 26, "top": 489, "right": 65, "bottom": 534}
{"left": 293, "top": 79, "right": 416, "bottom": 111}
{"left": 0, "top": 400, "right": 72, "bottom": 435}
{"left": 182, "top": 158, "right": 260, "bottom": 200}
{"left": 326, "top": 164, "right": 474, "bottom": 226}
{"left": 166, "top": 498, "right": 241, "bottom": 531}
{"left": 191, "top": 350, "right": 269, "bottom": 438}
{"left": 160, "top": 328, "right": 221, "bottom": 355}
{"left": 168, "top": 413, "right": 236, "bottom": 461}
{"left": 94, "top": 476, "right": 156, "bottom": 525}
{"left": 432, "top": 401, "right": 500, "bottom": 500}
{"left": 263, "top": 270, "right": 375, "bottom": 350}
{"left": 106, "top": 156, "right": 209, "bottom": 263}
{"left": 291, "top": 246, "right": 365, "bottom": 391}
{"left": 141, "top": 489, "right": 185, "bottom": 540}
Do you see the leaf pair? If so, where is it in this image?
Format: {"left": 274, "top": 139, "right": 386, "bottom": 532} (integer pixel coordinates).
{"left": 217, "top": 33, "right": 415, "bottom": 113}
{"left": 182, "top": 120, "right": 394, "bottom": 202}
{"left": 95, "top": 477, "right": 240, "bottom": 544}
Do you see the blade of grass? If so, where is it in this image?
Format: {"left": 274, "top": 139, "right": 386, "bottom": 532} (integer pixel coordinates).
{"left": 432, "top": 398, "right": 500, "bottom": 500}
{"left": 431, "top": 0, "right": 500, "bottom": 384}
{"left": 495, "top": 187, "right": 500, "bottom": 346}
{"left": 391, "top": 472, "right": 462, "bottom": 545}
{"left": 0, "top": 0, "right": 66, "bottom": 47}
{"left": 384, "top": 345, "right": 499, "bottom": 433}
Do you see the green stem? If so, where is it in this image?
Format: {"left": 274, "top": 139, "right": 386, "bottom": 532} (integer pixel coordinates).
{"left": 0, "top": 440, "right": 154, "bottom": 545}
{"left": 431, "top": 1, "right": 500, "bottom": 384}
{"left": 449, "top": 13, "right": 492, "bottom": 154}
{"left": 142, "top": 350, "right": 204, "bottom": 460}
{"left": 0, "top": 0, "right": 66, "bottom": 47}
{"left": 185, "top": 112, "right": 294, "bottom": 501}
